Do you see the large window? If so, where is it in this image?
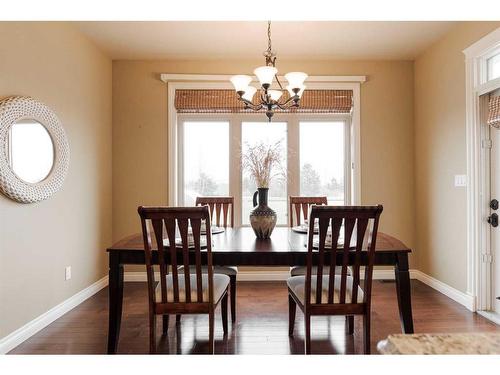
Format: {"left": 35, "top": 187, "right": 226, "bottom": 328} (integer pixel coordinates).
{"left": 178, "top": 114, "right": 353, "bottom": 226}
{"left": 300, "top": 121, "right": 346, "bottom": 205}
{"left": 242, "top": 121, "right": 287, "bottom": 225}
{"left": 181, "top": 121, "right": 229, "bottom": 205}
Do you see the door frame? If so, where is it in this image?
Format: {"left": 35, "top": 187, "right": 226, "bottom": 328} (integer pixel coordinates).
{"left": 464, "top": 27, "right": 500, "bottom": 312}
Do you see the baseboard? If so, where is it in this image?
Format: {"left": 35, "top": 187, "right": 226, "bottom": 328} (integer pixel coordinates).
{"left": 477, "top": 310, "right": 500, "bottom": 325}
{"left": 0, "top": 276, "right": 108, "bottom": 354}
{"left": 411, "top": 270, "right": 475, "bottom": 311}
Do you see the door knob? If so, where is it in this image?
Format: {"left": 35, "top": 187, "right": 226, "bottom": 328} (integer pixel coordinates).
{"left": 488, "top": 213, "right": 499, "bottom": 227}
{"left": 490, "top": 199, "right": 499, "bottom": 210}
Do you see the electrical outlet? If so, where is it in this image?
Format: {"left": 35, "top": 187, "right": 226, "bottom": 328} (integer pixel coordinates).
{"left": 65, "top": 266, "right": 71, "bottom": 281}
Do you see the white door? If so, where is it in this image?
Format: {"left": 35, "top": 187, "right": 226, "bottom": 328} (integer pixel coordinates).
{"left": 489, "top": 91, "right": 500, "bottom": 315}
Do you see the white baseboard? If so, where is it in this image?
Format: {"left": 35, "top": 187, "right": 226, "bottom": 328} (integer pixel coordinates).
{"left": 477, "top": 310, "right": 500, "bottom": 325}
{"left": 411, "top": 270, "right": 475, "bottom": 311}
{"left": 0, "top": 276, "right": 108, "bottom": 354}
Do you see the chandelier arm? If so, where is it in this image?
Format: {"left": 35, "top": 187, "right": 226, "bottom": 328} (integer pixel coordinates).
{"left": 279, "top": 95, "right": 300, "bottom": 106}
{"left": 239, "top": 98, "right": 263, "bottom": 111}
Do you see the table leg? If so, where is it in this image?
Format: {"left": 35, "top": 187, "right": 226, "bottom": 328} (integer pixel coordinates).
{"left": 394, "top": 253, "right": 414, "bottom": 333}
{"left": 107, "top": 252, "right": 124, "bottom": 354}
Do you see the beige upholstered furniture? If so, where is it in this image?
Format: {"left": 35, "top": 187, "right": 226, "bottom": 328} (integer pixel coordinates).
{"left": 287, "top": 205, "right": 383, "bottom": 354}
{"left": 138, "top": 206, "right": 229, "bottom": 354}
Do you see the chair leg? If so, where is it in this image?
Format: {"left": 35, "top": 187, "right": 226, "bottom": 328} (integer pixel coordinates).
{"left": 208, "top": 309, "right": 215, "bottom": 354}
{"left": 149, "top": 313, "right": 157, "bottom": 354}
{"left": 304, "top": 312, "right": 311, "bottom": 354}
{"left": 221, "top": 292, "right": 229, "bottom": 335}
{"left": 162, "top": 315, "right": 169, "bottom": 334}
{"left": 229, "top": 275, "right": 237, "bottom": 323}
{"left": 288, "top": 294, "right": 296, "bottom": 336}
{"left": 176, "top": 314, "right": 181, "bottom": 323}
{"left": 346, "top": 315, "right": 354, "bottom": 335}
{"left": 363, "top": 313, "right": 371, "bottom": 354}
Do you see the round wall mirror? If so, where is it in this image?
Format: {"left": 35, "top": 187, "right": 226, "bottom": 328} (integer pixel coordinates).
{"left": 0, "top": 96, "right": 69, "bottom": 203}
{"left": 8, "top": 119, "right": 55, "bottom": 183}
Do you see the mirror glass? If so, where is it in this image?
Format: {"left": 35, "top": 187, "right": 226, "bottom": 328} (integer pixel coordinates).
{"left": 8, "top": 120, "right": 54, "bottom": 183}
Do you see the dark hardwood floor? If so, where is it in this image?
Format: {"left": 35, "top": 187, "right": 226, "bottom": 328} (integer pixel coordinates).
{"left": 9, "top": 280, "right": 500, "bottom": 354}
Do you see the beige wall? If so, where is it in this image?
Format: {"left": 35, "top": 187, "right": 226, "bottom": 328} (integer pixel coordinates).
{"left": 414, "top": 22, "right": 500, "bottom": 293}
{"left": 112, "top": 59, "right": 416, "bottom": 271}
{"left": 0, "top": 22, "right": 112, "bottom": 338}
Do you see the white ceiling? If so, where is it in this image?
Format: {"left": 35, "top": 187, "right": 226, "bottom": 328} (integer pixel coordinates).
{"left": 75, "top": 21, "right": 457, "bottom": 61}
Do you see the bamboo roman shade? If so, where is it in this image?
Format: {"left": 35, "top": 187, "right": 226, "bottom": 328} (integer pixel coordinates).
{"left": 488, "top": 95, "right": 500, "bottom": 129}
{"left": 174, "top": 89, "right": 353, "bottom": 114}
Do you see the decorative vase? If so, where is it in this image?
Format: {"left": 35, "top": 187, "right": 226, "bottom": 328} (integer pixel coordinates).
{"left": 249, "top": 187, "right": 277, "bottom": 239}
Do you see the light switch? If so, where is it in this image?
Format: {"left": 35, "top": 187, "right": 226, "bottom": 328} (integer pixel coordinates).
{"left": 454, "top": 175, "right": 467, "bottom": 187}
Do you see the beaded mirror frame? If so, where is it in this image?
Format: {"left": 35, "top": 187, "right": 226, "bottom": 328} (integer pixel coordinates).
{"left": 0, "top": 96, "right": 70, "bottom": 203}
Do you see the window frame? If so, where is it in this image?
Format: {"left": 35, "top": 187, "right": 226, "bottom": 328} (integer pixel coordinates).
{"left": 166, "top": 76, "right": 363, "bottom": 226}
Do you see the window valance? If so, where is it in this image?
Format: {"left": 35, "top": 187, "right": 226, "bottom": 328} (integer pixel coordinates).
{"left": 488, "top": 95, "right": 500, "bottom": 129}
{"left": 174, "top": 89, "right": 353, "bottom": 114}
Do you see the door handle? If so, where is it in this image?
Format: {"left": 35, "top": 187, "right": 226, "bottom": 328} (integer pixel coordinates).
{"left": 487, "top": 213, "right": 499, "bottom": 227}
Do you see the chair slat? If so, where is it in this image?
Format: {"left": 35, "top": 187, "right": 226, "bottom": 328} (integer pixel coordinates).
{"left": 222, "top": 203, "right": 229, "bottom": 228}
{"left": 328, "top": 218, "right": 343, "bottom": 304}
{"left": 177, "top": 218, "right": 191, "bottom": 303}
{"left": 340, "top": 217, "right": 356, "bottom": 304}
{"left": 215, "top": 203, "right": 222, "bottom": 227}
{"left": 164, "top": 217, "right": 180, "bottom": 303}
{"left": 315, "top": 217, "right": 330, "bottom": 304}
{"left": 190, "top": 218, "right": 204, "bottom": 303}
{"left": 151, "top": 219, "right": 167, "bottom": 303}
{"left": 351, "top": 218, "right": 369, "bottom": 304}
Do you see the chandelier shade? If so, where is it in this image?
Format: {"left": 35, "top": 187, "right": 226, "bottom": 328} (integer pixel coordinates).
{"left": 284, "top": 72, "right": 308, "bottom": 89}
{"left": 268, "top": 90, "right": 283, "bottom": 101}
{"left": 241, "top": 86, "right": 257, "bottom": 101}
{"left": 253, "top": 66, "right": 278, "bottom": 87}
{"left": 230, "top": 75, "right": 252, "bottom": 93}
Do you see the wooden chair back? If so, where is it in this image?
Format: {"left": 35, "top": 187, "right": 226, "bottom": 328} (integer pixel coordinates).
{"left": 305, "top": 205, "right": 383, "bottom": 310}
{"left": 289, "top": 196, "right": 328, "bottom": 227}
{"left": 195, "top": 196, "right": 234, "bottom": 228}
{"left": 138, "top": 206, "right": 214, "bottom": 310}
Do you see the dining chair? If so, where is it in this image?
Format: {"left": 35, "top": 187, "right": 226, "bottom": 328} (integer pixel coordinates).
{"left": 289, "top": 196, "right": 328, "bottom": 227}
{"left": 287, "top": 205, "right": 383, "bottom": 354}
{"left": 138, "top": 206, "right": 229, "bottom": 354}
{"left": 289, "top": 196, "right": 329, "bottom": 277}
{"left": 289, "top": 197, "right": 357, "bottom": 332}
{"left": 182, "top": 196, "right": 237, "bottom": 322}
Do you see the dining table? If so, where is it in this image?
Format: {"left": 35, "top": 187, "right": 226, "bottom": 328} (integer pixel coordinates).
{"left": 106, "top": 226, "right": 413, "bottom": 354}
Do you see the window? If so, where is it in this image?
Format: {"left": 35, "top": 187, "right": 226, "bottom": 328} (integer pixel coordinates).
{"left": 299, "top": 121, "right": 346, "bottom": 205}
{"left": 172, "top": 82, "right": 361, "bottom": 226}
{"left": 487, "top": 53, "right": 500, "bottom": 81}
{"left": 178, "top": 114, "right": 354, "bottom": 226}
{"left": 242, "top": 121, "right": 287, "bottom": 225}
{"left": 180, "top": 121, "right": 229, "bottom": 205}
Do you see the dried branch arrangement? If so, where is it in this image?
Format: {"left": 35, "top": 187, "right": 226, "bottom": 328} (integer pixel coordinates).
{"left": 241, "top": 140, "right": 285, "bottom": 188}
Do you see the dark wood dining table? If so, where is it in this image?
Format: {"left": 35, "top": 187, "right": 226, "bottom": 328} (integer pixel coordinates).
{"left": 106, "top": 227, "right": 413, "bottom": 354}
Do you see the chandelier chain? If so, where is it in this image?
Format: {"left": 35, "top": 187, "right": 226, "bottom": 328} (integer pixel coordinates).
{"left": 267, "top": 21, "right": 272, "bottom": 56}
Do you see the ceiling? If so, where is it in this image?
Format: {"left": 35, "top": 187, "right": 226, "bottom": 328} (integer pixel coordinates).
{"left": 75, "top": 21, "right": 457, "bottom": 61}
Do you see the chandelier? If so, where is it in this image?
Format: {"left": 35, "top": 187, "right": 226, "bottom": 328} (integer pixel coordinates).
{"left": 230, "top": 21, "right": 308, "bottom": 121}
